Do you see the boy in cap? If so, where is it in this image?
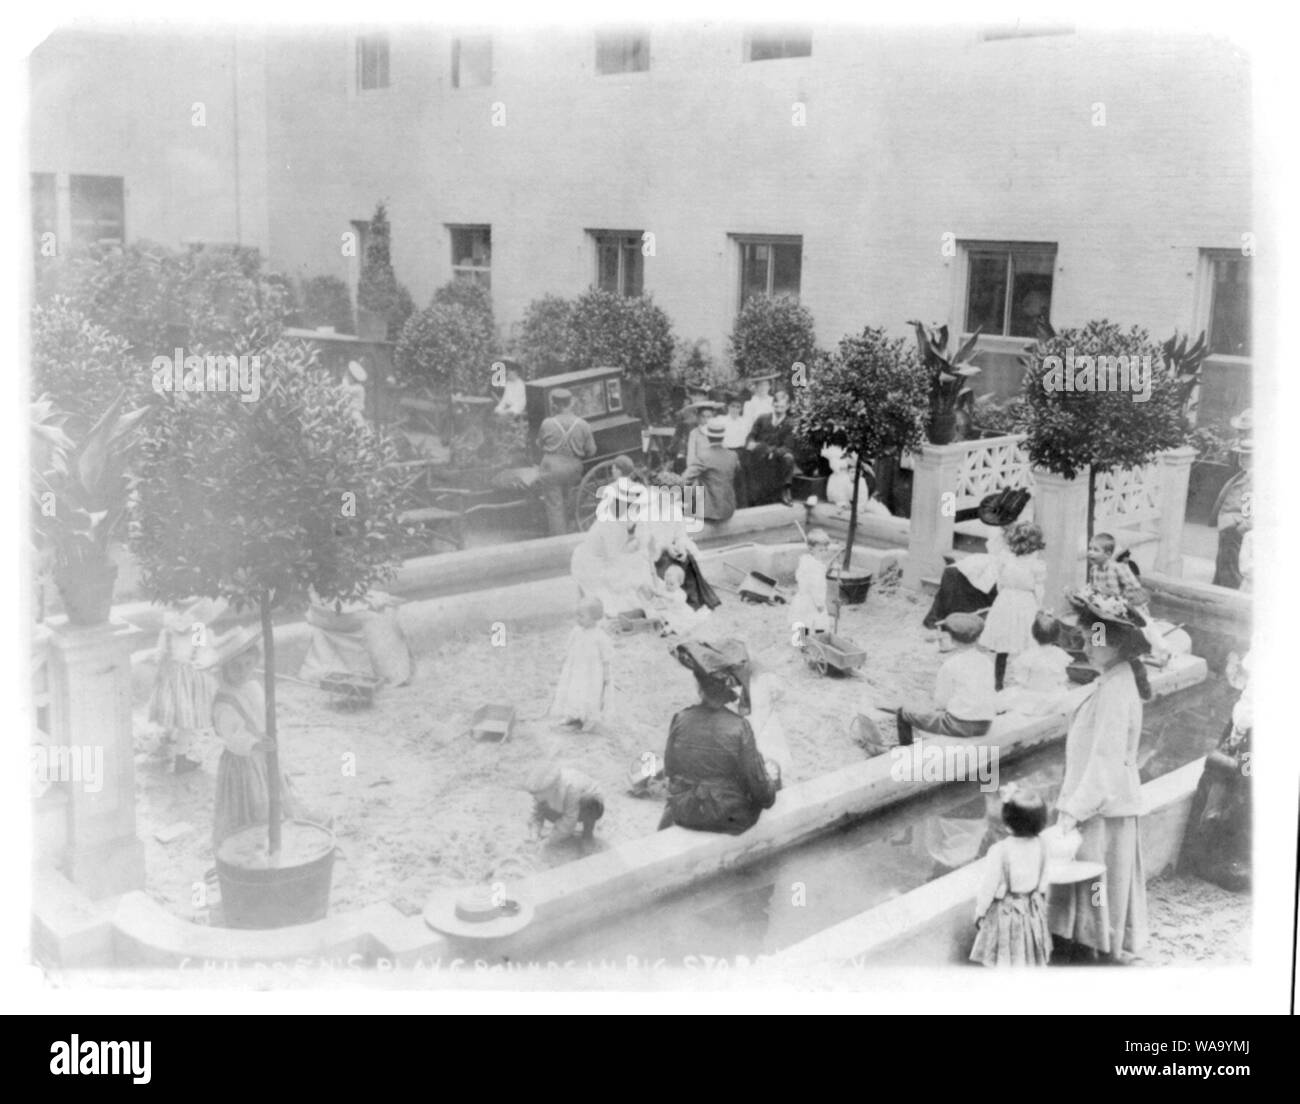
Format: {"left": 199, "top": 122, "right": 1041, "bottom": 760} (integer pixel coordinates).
{"left": 895, "top": 613, "right": 996, "bottom": 746}
{"left": 526, "top": 762, "right": 605, "bottom": 844}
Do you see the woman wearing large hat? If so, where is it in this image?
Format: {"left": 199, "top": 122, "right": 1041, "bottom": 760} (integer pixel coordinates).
{"left": 1047, "top": 589, "right": 1153, "bottom": 963}
{"left": 922, "top": 487, "right": 1031, "bottom": 628}
{"left": 658, "top": 640, "right": 776, "bottom": 834}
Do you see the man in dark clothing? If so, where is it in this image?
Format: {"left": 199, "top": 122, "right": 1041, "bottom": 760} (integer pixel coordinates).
{"left": 536, "top": 388, "right": 596, "bottom": 535}
{"left": 659, "top": 672, "right": 776, "bottom": 835}
{"left": 746, "top": 388, "right": 799, "bottom": 505}
{"left": 681, "top": 417, "right": 739, "bottom": 523}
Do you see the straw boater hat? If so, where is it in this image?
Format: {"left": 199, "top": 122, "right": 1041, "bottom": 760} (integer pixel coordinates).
{"left": 346, "top": 359, "right": 367, "bottom": 384}
{"left": 424, "top": 884, "right": 536, "bottom": 940}
{"left": 976, "top": 487, "right": 1031, "bottom": 527}
{"left": 1229, "top": 408, "right": 1253, "bottom": 452}
{"left": 703, "top": 416, "right": 727, "bottom": 441}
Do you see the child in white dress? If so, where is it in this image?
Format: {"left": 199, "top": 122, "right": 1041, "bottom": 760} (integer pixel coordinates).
{"left": 790, "top": 528, "right": 836, "bottom": 641}
{"left": 549, "top": 597, "right": 614, "bottom": 730}
{"left": 652, "top": 564, "right": 709, "bottom": 636}
{"left": 1000, "top": 613, "right": 1073, "bottom": 716}
{"left": 980, "top": 521, "right": 1047, "bottom": 691}
{"left": 149, "top": 597, "right": 226, "bottom": 773}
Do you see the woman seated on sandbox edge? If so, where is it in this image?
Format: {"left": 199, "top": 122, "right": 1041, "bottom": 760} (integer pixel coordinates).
{"left": 570, "top": 479, "right": 663, "bottom": 618}
{"left": 658, "top": 639, "right": 778, "bottom": 835}
{"left": 922, "top": 487, "right": 1030, "bottom": 630}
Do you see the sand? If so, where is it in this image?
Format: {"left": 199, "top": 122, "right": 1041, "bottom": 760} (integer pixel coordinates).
{"left": 135, "top": 581, "right": 935, "bottom": 919}
{"left": 1142, "top": 875, "right": 1252, "bottom": 966}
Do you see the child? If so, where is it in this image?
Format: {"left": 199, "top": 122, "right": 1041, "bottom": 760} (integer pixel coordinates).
{"left": 1086, "top": 533, "right": 1169, "bottom": 663}
{"left": 970, "top": 787, "right": 1052, "bottom": 966}
{"left": 896, "top": 613, "right": 996, "bottom": 746}
{"left": 549, "top": 597, "right": 614, "bottom": 730}
{"left": 526, "top": 762, "right": 605, "bottom": 843}
{"left": 149, "top": 597, "right": 225, "bottom": 773}
{"left": 1000, "top": 612, "right": 1073, "bottom": 715}
{"left": 209, "top": 627, "right": 300, "bottom": 849}
{"left": 790, "top": 528, "right": 837, "bottom": 640}
{"left": 980, "top": 521, "right": 1047, "bottom": 690}
{"left": 652, "top": 564, "right": 709, "bottom": 636}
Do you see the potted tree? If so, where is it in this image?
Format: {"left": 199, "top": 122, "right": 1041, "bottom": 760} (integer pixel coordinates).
{"left": 129, "top": 338, "right": 406, "bottom": 927}
{"left": 793, "top": 326, "right": 928, "bottom": 604}
{"left": 908, "top": 321, "right": 982, "bottom": 445}
{"left": 1021, "top": 320, "right": 1188, "bottom": 537}
{"left": 32, "top": 390, "right": 150, "bottom": 626}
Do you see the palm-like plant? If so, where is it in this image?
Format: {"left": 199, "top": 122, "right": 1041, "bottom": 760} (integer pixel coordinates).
{"left": 907, "top": 320, "right": 983, "bottom": 444}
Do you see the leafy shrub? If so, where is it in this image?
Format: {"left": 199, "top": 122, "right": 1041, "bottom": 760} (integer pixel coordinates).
{"left": 390, "top": 283, "right": 416, "bottom": 341}
{"left": 728, "top": 295, "right": 818, "bottom": 383}
{"left": 32, "top": 297, "right": 137, "bottom": 416}
{"left": 300, "top": 275, "right": 356, "bottom": 334}
{"left": 515, "top": 295, "right": 577, "bottom": 378}
{"left": 358, "top": 202, "right": 400, "bottom": 322}
{"left": 394, "top": 280, "right": 496, "bottom": 394}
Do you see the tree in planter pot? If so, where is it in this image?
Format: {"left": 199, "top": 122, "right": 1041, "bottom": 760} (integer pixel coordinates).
{"left": 1021, "top": 320, "right": 1189, "bottom": 539}
{"left": 793, "top": 326, "right": 928, "bottom": 604}
{"left": 129, "top": 338, "right": 407, "bottom": 927}
{"left": 32, "top": 390, "right": 150, "bottom": 626}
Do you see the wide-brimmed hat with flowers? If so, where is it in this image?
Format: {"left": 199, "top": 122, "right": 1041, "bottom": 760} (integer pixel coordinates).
{"left": 1065, "top": 587, "right": 1150, "bottom": 652}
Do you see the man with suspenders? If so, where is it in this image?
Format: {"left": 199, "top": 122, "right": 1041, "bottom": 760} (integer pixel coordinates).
{"left": 536, "top": 388, "right": 597, "bottom": 535}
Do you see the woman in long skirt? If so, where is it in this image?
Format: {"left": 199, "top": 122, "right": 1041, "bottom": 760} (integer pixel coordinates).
{"left": 1048, "top": 590, "right": 1152, "bottom": 962}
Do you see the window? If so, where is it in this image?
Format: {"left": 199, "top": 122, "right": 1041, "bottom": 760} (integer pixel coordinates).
{"left": 736, "top": 236, "right": 802, "bottom": 306}
{"left": 450, "top": 225, "right": 491, "bottom": 288}
{"left": 592, "top": 231, "right": 644, "bottom": 296}
{"left": 31, "top": 173, "right": 57, "bottom": 256}
{"left": 69, "top": 175, "right": 124, "bottom": 248}
{"left": 1205, "top": 252, "right": 1251, "bottom": 358}
{"left": 357, "top": 35, "right": 390, "bottom": 91}
{"left": 452, "top": 36, "right": 492, "bottom": 89}
{"left": 963, "top": 243, "right": 1056, "bottom": 337}
{"left": 745, "top": 28, "right": 812, "bottom": 61}
{"left": 596, "top": 30, "right": 649, "bottom": 74}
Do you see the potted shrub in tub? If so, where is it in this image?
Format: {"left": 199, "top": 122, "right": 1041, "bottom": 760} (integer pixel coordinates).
{"left": 908, "top": 321, "right": 982, "bottom": 445}
{"left": 32, "top": 389, "right": 150, "bottom": 626}
{"left": 129, "top": 338, "right": 407, "bottom": 928}
{"left": 793, "top": 326, "right": 928, "bottom": 604}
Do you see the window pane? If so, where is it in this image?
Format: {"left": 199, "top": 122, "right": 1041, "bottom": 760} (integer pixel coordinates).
{"left": 1008, "top": 253, "right": 1054, "bottom": 337}
{"left": 772, "top": 243, "right": 802, "bottom": 298}
{"left": 1209, "top": 258, "right": 1251, "bottom": 357}
{"left": 966, "top": 253, "right": 1008, "bottom": 335}
{"left": 621, "top": 241, "right": 644, "bottom": 296}
{"left": 453, "top": 37, "right": 492, "bottom": 88}
{"left": 597, "top": 241, "right": 620, "bottom": 293}
{"left": 741, "top": 243, "right": 770, "bottom": 304}
{"left": 451, "top": 227, "right": 490, "bottom": 268}
{"left": 69, "top": 175, "right": 124, "bottom": 248}
{"left": 747, "top": 29, "right": 813, "bottom": 61}
{"left": 596, "top": 32, "right": 649, "bottom": 74}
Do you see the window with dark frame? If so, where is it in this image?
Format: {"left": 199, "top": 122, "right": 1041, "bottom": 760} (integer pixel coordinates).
{"left": 592, "top": 231, "right": 644, "bottom": 296}
{"left": 745, "top": 28, "right": 812, "bottom": 61}
{"left": 736, "top": 236, "right": 802, "bottom": 307}
{"left": 356, "top": 35, "right": 390, "bottom": 91}
{"left": 450, "top": 225, "right": 491, "bottom": 289}
{"left": 1206, "top": 253, "right": 1251, "bottom": 358}
{"left": 31, "top": 173, "right": 57, "bottom": 257}
{"left": 963, "top": 243, "right": 1056, "bottom": 337}
{"left": 596, "top": 31, "right": 650, "bottom": 74}
{"left": 69, "top": 174, "right": 124, "bottom": 249}
{"left": 452, "top": 36, "right": 493, "bottom": 89}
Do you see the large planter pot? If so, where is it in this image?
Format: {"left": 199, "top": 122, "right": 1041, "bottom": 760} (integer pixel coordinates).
{"left": 216, "top": 820, "right": 337, "bottom": 929}
{"left": 1186, "top": 460, "right": 1235, "bottom": 526}
{"left": 790, "top": 473, "right": 828, "bottom": 501}
{"left": 928, "top": 410, "right": 958, "bottom": 446}
{"left": 831, "top": 568, "right": 874, "bottom": 606}
{"left": 53, "top": 561, "right": 118, "bottom": 626}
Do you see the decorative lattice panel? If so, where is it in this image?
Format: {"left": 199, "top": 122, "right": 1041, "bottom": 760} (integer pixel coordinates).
{"left": 954, "top": 436, "right": 1036, "bottom": 511}
{"left": 1093, "top": 463, "right": 1161, "bottom": 530}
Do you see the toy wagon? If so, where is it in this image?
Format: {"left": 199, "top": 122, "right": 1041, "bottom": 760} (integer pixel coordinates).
{"left": 470, "top": 703, "right": 516, "bottom": 742}
{"left": 319, "top": 671, "right": 383, "bottom": 707}
{"left": 802, "top": 631, "right": 866, "bottom": 677}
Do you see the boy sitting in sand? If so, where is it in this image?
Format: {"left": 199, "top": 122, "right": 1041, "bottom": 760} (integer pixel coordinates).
{"left": 526, "top": 763, "right": 605, "bottom": 844}
{"left": 895, "top": 613, "right": 996, "bottom": 746}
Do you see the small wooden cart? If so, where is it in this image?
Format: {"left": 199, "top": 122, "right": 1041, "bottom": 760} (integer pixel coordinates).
{"left": 802, "top": 631, "right": 867, "bottom": 677}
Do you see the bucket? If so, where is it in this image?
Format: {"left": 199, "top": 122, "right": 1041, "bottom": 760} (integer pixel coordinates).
{"left": 215, "top": 820, "right": 337, "bottom": 929}
{"left": 54, "top": 562, "right": 118, "bottom": 626}
{"left": 836, "top": 571, "right": 874, "bottom": 605}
